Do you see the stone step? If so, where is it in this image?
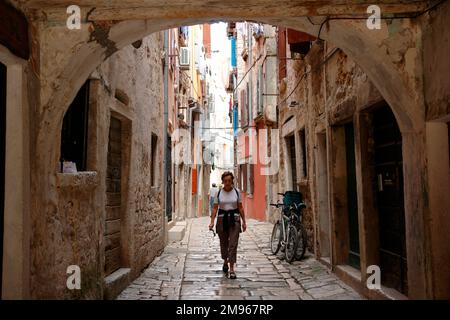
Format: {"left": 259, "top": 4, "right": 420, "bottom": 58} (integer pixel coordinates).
{"left": 168, "top": 225, "right": 186, "bottom": 241}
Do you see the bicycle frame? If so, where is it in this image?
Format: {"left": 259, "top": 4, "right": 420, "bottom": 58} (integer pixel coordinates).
{"left": 271, "top": 192, "right": 308, "bottom": 261}
{"left": 279, "top": 208, "right": 292, "bottom": 247}
{"left": 272, "top": 201, "right": 305, "bottom": 247}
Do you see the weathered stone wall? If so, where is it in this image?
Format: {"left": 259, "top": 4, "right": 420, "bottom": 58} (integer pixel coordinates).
{"left": 53, "top": 173, "right": 103, "bottom": 299}
{"left": 7, "top": 0, "right": 446, "bottom": 300}
{"left": 95, "top": 32, "right": 165, "bottom": 281}
{"left": 34, "top": 32, "right": 165, "bottom": 299}
{"left": 276, "top": 9, "right": 449, "bottom": 298}
{"left": 277, "top": 38, "right": 384, "bottom": 254}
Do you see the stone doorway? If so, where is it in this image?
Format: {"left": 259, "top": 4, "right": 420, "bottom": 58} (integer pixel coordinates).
{"left": 104, "top": 116, "right": 124, "bottom": 276}
{"left": 166, "top": 135, "right": 173, "bottom": 222}
{"left": 286, "top": 134, "right": 298, "bottom": 191}
{"left": 315, "top": 132, "right": 330, "bottom": 260}
{"left": 372, "top": 104, "right": 407, "bottom": 296}
{"left": 344, "top": 123, "right": 360, "bottom": 270}
{"left": 0, "top": 62, "right": 6, "bottom": 299}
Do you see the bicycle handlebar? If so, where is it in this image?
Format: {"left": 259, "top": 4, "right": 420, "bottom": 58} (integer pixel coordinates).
{"left": 270, "top": 203, "right": 284, "bottom": 208}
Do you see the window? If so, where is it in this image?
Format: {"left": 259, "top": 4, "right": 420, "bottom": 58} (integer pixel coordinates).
{"left": 287, "top": 29, "right": 316, "bottom": 56}
{"left": 257, "top": 65, "right": 264, "bottom": 115}
{"left": 299, "top": 129, "right": 308, "bottom": 178}
{"left": 246, "top": 82, "right": 250, "bottom": 124}
{"left": 248, "top": 163, "right": 254, "bottom": 194}
{"left": 286, "top": 134, "right": 297, "bottom": 191}
{"left": 240, "top": 88, "right": 247, "bottom": 126}
{"left": 151, "top": 133, "right": 158, "bottom": 186}
{"left": 239, "top": 163, "right": 247, "bottom": 192}
{"left": 60, "top": 80, "right": 90, "bottom": 172}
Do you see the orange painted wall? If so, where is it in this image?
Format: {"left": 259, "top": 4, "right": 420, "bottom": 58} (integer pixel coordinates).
{"left": 241, "top": 121, "right": 266, "bottom": 221}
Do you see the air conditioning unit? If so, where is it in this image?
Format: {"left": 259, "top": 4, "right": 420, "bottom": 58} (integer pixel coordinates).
{"left": 179, "top": 47, "right": 189, "bottom": 69}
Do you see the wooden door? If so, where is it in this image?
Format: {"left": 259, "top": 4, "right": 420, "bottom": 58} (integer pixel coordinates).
{"left": 345, "top": 123, "right": 360, "bottom": 269}
{"left": 373, "top": 105, "right": 407, "bottom": 295}
{"left": 166, "top": 135, "right": 173, "bottom": 222}
{"left": 104, "top": 116, "right": 122, "bottom": 276}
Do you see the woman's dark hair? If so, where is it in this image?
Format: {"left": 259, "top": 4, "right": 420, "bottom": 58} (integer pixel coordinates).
{"left": 221, "top": 171, "right": 234, "bottom": 182}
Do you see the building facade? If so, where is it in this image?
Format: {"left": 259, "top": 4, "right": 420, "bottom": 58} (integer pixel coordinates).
{"left": 166, "top": 24, "right": 214, "bottom": 241}
{"left": 232, "top": 22, "right": 278, "bottom": 222}
{"left": 30, "top": 32, "right": 165, "bottom": 299}
{"left": 0, "top": 0, "right": 449, "bottom": 301}
{"left": 273, "top": 22, "right": 450, "bottom": 299}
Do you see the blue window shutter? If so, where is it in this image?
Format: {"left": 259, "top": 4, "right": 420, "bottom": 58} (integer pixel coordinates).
{"left": 233, "top": 105, "right": 238, "bottom": 136}
{"left": 231, "top": 37, "right": 237, "bottom": 68}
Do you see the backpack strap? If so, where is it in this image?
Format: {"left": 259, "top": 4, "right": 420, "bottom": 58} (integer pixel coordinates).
{"left": 217, "top": 187, "right": 240, "bottom": 206}
{"left": 217, "top": 188, "right": 222, "bottom": 205}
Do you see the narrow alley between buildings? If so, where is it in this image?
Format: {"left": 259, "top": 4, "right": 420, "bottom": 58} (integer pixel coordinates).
{"left": 117, "top": 217, "right": 362, "bottom": 300}
{"left": 0, "top": 1, "right": 449, "bottom": 301}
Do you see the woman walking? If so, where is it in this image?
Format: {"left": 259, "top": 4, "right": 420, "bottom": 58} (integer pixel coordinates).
{"left": 209, "top": 171, "right": 247, "bottom": 279}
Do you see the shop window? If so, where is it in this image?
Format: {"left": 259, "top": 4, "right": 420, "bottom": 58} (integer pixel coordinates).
{"left": 290, "top": 42, "right": 313, "bottom": 56}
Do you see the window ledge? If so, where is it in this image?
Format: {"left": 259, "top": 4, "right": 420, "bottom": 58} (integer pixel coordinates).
{"left": 56, "top": 172, "right": 99, "bottom": 189}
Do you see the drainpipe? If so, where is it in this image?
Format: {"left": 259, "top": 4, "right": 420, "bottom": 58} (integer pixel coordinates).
{"left": 163, "top": 30, "right": 169, "bottom": 244}
{"left": 248, "top": 23, "right": 253, "bottom": 126}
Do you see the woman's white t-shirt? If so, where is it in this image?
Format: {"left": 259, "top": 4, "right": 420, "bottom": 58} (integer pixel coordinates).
{"left": 214, "top": 187, "right": 242, "bottom": 210}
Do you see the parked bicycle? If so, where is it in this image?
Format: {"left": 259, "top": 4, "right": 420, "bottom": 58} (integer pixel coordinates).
{"left": 269, "top": 201, "right": 298, "bottom": 263}
{"left": 270, "top": 191, "right": 308, "bottom": 262}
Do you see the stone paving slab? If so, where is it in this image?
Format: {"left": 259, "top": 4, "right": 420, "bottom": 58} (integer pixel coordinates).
{"left": 116, "top": 217, "right": 364, "bottom": 300}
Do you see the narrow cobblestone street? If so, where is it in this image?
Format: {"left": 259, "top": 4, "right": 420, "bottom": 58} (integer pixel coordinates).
{"left": 117, "top": 217, "right": 363, "bottom": 300}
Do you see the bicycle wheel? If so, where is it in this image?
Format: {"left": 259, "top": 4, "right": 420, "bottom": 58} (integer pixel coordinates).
{"left": 285, "top": 224, "right": 298, "bottom": 263}
{"left": 295, "top": 223, "right": 307, "bottom": 260}
{"left": 270, "top": 221, "right": 282, "bottom": 255}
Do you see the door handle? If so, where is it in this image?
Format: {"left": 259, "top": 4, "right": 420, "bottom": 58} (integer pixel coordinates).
{"left": 377, "top": 173, "right": 383, "bottom": 192}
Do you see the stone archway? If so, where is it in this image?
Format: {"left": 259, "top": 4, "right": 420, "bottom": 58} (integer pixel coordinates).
{"left": 35, "top": 17, "right": 424, "bottom": 203}
{"left": 19, "top": 1, "right": 442, "bottom": 299}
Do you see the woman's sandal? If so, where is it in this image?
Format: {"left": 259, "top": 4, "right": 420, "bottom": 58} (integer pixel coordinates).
{"left": 222, "top": 264, "right": 229, "bottom": 273}
{"left": 229, "top": 271, "right": 237, "bottom": 279}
